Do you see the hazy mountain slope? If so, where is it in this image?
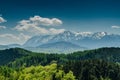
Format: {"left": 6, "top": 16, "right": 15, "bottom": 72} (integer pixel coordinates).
{"left": 23, "top": 31, "right": 120, "bottom": 49}
{"left": 38, "top": 41, "right": 84, "bottom": 49}
{"left": 23, "top": 35, "right": 54, "bottom": 47}
{"left": 0, "top": 45, "right": 9, "bottom": 50}
{"left": 32, "top": 41, "right": 86, "bottom": 53}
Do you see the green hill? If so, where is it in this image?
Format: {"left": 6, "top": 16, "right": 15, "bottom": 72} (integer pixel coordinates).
{"left": 0, "top": 48, "right": 31, "bottom": 65}
{"left": 0, "top": 47, "right": 120, "bottom": 80}
{"left": 0, "top": 47, "right": 120, "bottom": 68}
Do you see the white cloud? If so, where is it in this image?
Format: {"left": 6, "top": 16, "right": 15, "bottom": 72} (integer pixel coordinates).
{"left": 17, "top": 16, "right": 62, "bottom": 27}
{"left": 111, "top": 26, "right": 120, "bottom": 29}
{"left": 29, "top": 16, "right": 62, "bottom": 26}
{"left": 0, "top": 33, "right": 30, "bottom": 45}
{"left": 14, "top": 22, "right": 49, "bottom": 35}
{"left": 14, "top": 23, "right": 65, "bottom": 35}
{"left": 0, "top": 26, "right": 6, "bottom": 29}
{"left": 0, "top": 17, "right": 7, "bottom": 23}
{"left": 14, "top": 15, "right": 65, "bottom": 35}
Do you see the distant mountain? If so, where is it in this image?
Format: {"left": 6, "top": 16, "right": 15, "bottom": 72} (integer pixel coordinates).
{"left": 36, "top": 41, "right": 86, "bottom": 53}
{"left": 23, "top": 35, "right": 54, "bottom": 47}
{"left": 7, "top": 44, "right": 21, "bottom": 48}
{"left": 2, "top": 31, "right": 120, "bottom": 53}
{"left": 24, "top": 31, "right": 120, "bottom": 49}
{"left": 25, "top": 41, "right": 86, "bottom": 53}
{"left": 0, "top": 44, "right": 21, "bottom": 50}
{"left": 38, "top": 41, "right": 81, "bottom": 49}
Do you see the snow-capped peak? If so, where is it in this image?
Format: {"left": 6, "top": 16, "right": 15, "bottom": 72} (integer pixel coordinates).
{"left": 60, "top": 31, "right": 75, "bottom": 35}
{"left": 92, "top": 32, "right": 108, "bottom": 39}
{"left": 75, "top": 32, "right": 93, "bottom": 37}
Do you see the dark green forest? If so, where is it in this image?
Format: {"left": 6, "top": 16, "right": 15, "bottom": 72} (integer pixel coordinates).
{"left": 0, "top": 47, "right": 120, "bottom": 80}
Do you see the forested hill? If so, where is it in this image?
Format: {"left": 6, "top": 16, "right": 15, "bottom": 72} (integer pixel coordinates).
{"left": 0, "top": 48, "right": 31, "bottom": 65}
{"left": 0, "top": 47, "right": 120, "bottom": 67}
{"left": 0, "top": 47, "right": 120, "bottom": 80}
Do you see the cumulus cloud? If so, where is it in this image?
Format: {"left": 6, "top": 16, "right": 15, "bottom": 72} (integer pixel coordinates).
{"left": 29, "top": 16, "right": 62, "bottom": 26}
{"left": 0, "top": 17, "right": 7, "bottom": 23}
{"left": 17, "top": 16, "right": 63, "bottom": 27}
{"left": 0, "top": 33, "right": 30, "bottom": 45}
{"left": 14, "top": 23, "right": 65, "bottom": 35}
{"left": 14, "top": 22, "right": 48, "bottom": 34}
{"left": 0, "top": 26, "right": 6, "bottom": 29}
{"left": 111, "top": 26, "right": 120, "bottom": 29}
{"left": 14, "top": 15, "right": 65, "bottom": 35}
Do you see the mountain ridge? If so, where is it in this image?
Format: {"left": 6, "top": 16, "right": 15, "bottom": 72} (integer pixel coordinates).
{"left": 23, "top": 31, "right": 120, "bottom": 49}
{"left": 1, "top": 31, "right": 120, "bottom": 53}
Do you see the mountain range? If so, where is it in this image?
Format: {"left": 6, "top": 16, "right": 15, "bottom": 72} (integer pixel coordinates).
{"left": 1, "top": 31, "right": 120, "bottom": 53}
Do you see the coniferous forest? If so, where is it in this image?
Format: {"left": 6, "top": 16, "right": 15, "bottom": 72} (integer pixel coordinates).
{"left": 0, "top": 47, "right": 120, "bottom": 80}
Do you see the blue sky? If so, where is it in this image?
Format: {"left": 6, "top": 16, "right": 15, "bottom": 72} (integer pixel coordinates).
{"left": 0, "top": 0, "right": 120, "bottom": 44}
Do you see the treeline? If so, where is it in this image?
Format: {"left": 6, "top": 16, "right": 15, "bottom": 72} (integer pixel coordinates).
{"left": 1, "top": 59, "right": 120, "bottom": 80}
{"left": 3, "top": 47, "right": 120, "bottom": 68}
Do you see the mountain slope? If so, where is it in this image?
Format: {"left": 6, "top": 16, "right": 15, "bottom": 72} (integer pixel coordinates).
{"left": 23, "top": 31, "right": 120, "bottom": 50}
{"left": 23, "top": 35, "right": 54, "bottom": 47}
{"left": 32, "top": 41, "right": 86, "bottom": 53}
{"left": 38, "top": 41, "right": 80, "bottom": 48}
